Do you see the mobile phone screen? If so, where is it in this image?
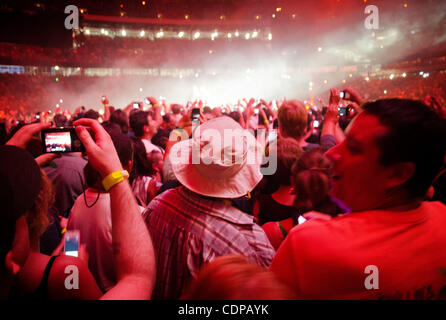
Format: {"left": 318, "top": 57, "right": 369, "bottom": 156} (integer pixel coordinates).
{"left": 192, "top": 108, "right": 200, "bottom": 120}
{"left": 298, "top": 215, "right": 307, "bottom": 224}
{"left": 64, "top": 230, "right": 80, "bottom": 257}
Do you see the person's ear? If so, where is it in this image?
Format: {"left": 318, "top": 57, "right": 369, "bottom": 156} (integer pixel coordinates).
{"left": 385, "top": 162, "right": 415, "bottom": 189}
{"left": 4, "top": 251, "right": 21, "bottom": 276}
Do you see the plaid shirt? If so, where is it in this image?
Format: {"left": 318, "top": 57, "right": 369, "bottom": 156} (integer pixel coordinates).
{"left": 143, "top": 187, "right": 275, "bottom": 300}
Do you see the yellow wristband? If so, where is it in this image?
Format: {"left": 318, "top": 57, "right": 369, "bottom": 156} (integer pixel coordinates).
{"left": 264, "top": 119, "right": 269, "bottom": 125}
{"left": 61, "top": 228, "right": 67, "bottom": 235}
{"left": 102, "top": 170, "right": 129, "bottom": 192}
{"left": 153, "top": 104, "right": 159, "bottom": 108}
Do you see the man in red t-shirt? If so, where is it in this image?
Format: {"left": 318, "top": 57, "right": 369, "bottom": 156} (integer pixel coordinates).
{"left": 270, "top": 96, "right": 446, "bottom": 299}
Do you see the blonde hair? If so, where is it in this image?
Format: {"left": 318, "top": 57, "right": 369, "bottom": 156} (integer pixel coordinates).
{"left": 277, "top": 100, "right": 308, "bottom": 139}
{"left": 181, "top": 255, "right": 297, "bottom": 300}
{"left": 26, "top": 169, "right": 54, "bottom": 243}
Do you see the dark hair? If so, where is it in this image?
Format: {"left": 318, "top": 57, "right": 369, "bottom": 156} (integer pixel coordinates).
{"left": 171, "top": 104, "right": 182, "bottom": 114}
{"left": 110, "top": 109, "right": 129, "bottom": 134}
{"left": 129, "top": 137, "right": 155, "bottom": 184}
{"left": 53, "top": 114, "right": 67, "bottom": 127}
{"left": 258, "top": 138, "right": 303, "bottom": 195}
{"left": 84, "top": 109, "right": 100, "bottom": 120}
{"left": 362, "top": 99, "right": 446, "bottom": 199}
{"left": 228, "top": 111, "right": 240, "bottom": 123}
{"left": 271, "top": 138, "right": 303, "bottom": 187}
{"left": 129, "top": 111, "right": 149, "bottom": 138}
{"left": 202, "top": 106, "right": 212, "bottom": 114}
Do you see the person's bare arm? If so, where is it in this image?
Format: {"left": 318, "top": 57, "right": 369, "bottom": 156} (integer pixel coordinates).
{"left": 321, "top": 89, "right": 340, "bottom": 139}
{"left": 74, "top": 119, "right": 156, "bottom": 300}
{"left": 334, "top": 122, "right": 346, "bottom": 144}
{"left": 261, "top": 99, "right": 277, "bottom": 120}
{"left": 6, "top": 122, "right": 50, "bottom": 148}
{"left": 102, "top": 179, "right": 155, "bottom": 299}
{"left": 102, "top": 96, "right": 110, "bottom": 121}
{"left": 146, "top": 96, "right": 163, "bottom": 128}
{"left": 343, "top": 87, "right": 364, "bottom": 105}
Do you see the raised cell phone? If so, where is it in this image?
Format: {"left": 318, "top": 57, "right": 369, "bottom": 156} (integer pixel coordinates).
{"left": 64, "top": 230, "right": 80, "bottom": 257}
{"left": 192, "top": 108, "right": 200, "bottom": 121}
{"left": 41, "top": 127, "right": 85, "bottom": 153}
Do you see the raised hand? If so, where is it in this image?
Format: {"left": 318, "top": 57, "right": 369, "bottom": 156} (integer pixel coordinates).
{"left": 73, "top": 118, "right": 123, "bottom": 178}
{"left": 6, "top": 122, "right": 51, "bottom": 149}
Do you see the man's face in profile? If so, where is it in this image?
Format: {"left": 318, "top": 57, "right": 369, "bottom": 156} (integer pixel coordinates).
{"left": 326, "top": 113, "right": 395, "bottom": 212}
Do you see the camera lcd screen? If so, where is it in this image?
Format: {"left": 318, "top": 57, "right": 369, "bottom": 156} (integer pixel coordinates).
{"left": 44, "top": 131, "right": 72, "bottom": 152}
{"left": 41, "top": 128, "right": 84, "bottom": 153}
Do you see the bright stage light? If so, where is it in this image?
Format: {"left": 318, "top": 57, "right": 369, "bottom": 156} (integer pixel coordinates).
{"left": 178, "top": 31, "right": 184, "bottom": 38}
{"left": 194, "top": 32, "right": 200, "bottom": 39}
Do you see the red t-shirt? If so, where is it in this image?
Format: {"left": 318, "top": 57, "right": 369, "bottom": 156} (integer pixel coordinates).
{"left": 270, "top": 201, "right": 446, "bottom": 299}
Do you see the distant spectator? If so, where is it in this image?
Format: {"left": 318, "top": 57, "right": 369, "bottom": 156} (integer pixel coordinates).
{"left": 110, "top": 109, "right": 129, "bottom": 134}
{"left": 53, "top": 114, "right": 67, "bottom": 127}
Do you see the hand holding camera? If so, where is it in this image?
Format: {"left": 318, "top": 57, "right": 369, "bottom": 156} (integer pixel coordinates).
{"left": 41, "top": 127, "right": 85, "bottom": 153}
{"left": 73, "top": 118, "right": 123, "bottom": 178}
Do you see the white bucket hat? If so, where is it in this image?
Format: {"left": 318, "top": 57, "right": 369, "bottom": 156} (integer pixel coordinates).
{"left": 169, "top": 116, "right": 263, "bottom": 198}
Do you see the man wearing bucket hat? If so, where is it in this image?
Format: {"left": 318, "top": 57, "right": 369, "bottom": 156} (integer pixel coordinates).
{"left": 143, "top": 116, "right": 275, "bottom": 300}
